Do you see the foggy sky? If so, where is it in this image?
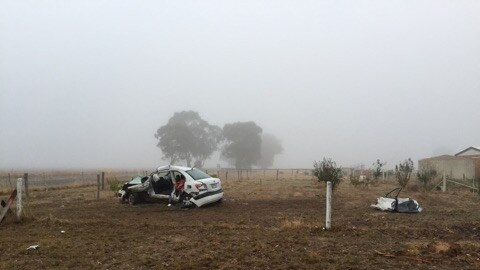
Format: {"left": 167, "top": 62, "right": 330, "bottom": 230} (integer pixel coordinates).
{"left": 1, "top": 1, "right": 479, "bottom": 170}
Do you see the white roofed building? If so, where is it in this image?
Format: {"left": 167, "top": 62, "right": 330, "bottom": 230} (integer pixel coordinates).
{"left": 455, "top": 146, "right": 480, "bottom": 179}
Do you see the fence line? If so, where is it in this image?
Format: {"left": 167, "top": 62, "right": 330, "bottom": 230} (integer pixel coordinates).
{"left": 0, "top": 168, "right": 317, "bottom": 191}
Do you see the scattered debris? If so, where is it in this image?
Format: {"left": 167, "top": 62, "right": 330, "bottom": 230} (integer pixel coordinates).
{"left": 61, "top": 230, "right": 66, "bottom": 233}
{"left": 371, "top": 188, "right": 423, "bottom": 213}
{"left": 27, "top": 244, "right": 39, "bottom": 250}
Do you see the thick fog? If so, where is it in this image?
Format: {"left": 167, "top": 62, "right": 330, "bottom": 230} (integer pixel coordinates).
{"left": 1, "top": 1, "right": 479, "bottom": 170}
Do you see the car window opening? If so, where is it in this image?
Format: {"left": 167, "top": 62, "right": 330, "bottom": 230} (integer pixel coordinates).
{"left": 186, "top": 169, "right": 210, "bottom": 180}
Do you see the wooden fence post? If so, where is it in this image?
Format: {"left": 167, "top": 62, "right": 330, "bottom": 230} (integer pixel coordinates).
{"left": 16, "top": 178, "right": 23, "bottom": 220}
{"left": 326, "top": 181, "right": 332, "bottom": 229}
{"left": 225, "top": 170, "right": 228, "bottom": 181}
{"left": 23, "top": 173, "right": 29, "bottom": 199}
{"left": 43, "top": 172, "right": 48, "bottom": 192}
{"left": 276, "top": 169, "right": 279, "bottom": 181}
{"left": 97, "top": 174, "right": 100, "bottom": 200}
{"left": 442, "top": 173, "right": 446, "bottom": 192}
{"left": 477, "top": 178, "right": 480, "bottom": 196}
{"left": 101, "top": 172, "right": 105, "bottom": 190}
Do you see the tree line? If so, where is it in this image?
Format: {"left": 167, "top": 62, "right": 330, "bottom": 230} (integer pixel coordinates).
{"left": 154, "top": 111, "right": 283, "bottom": 169}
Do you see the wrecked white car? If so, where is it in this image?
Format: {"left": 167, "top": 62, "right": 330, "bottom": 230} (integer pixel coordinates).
{"left": 118, "top": 165, "right": 223, "bottom": 208}
{"left": 371, "top": 188, "right": 423, "bottom": 213}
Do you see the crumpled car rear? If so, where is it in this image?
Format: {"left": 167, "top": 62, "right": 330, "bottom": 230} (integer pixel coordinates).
{"left": 370, "top": 188, "right": 423, "bottom": 213}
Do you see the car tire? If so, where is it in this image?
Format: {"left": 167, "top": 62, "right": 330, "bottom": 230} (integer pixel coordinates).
{"left": 128, "top": 193, "right": 139, "bottom": 205}
{"left": 178, "top": 193, "right": 195, "bottom": 209}
{"left": 118, "top": 196, "right": 126, "bottom": 204}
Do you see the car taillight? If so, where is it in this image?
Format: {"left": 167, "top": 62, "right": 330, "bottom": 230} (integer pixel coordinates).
{"left": 195, "top": 182, "right": 207, "bottom": 191}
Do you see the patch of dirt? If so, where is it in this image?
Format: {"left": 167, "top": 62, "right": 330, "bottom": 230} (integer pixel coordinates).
{"left": 0, "top": 177, "right": 479, "bottom": 269}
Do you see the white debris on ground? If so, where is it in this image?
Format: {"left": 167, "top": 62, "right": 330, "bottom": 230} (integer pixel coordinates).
{"left": 27, "top": 244, "right": 39, "bottom": 250}
{"left": 371, "top": 197, "right": 396, "bottom": 211}
{"left": 371, "top": 197, "right": 423, "bottom": 213}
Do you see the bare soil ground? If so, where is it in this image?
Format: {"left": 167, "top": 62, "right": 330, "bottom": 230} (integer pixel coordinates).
{"left": 1, "top": 174, "right": 479, "bottom": 269}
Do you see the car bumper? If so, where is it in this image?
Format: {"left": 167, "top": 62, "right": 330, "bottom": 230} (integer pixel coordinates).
{"left": 191, "top": 189, "right": 223, "bottom": 207}
{"left": 118, "top": 189, "right": 126, "bottom": 198}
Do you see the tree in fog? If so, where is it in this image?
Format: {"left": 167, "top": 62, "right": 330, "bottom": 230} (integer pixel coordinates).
{"left": 154, "top": 111, "right": 222, "bottom": 167}
{"left": 258, "top": 133, "right": 283, "bottom": 169}
{"left": 221, "top": 121, "right": 262, "bottom": 169}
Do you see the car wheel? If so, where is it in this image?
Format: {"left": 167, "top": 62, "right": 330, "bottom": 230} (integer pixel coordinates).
{"left": 178, "top": 193, "right": 195, "bottom": 209}
{"left": 128, "top": 193, "right": 139, "bottom": 205}
{"left": 118, "top": 196, "right": 126, "bottom": 204}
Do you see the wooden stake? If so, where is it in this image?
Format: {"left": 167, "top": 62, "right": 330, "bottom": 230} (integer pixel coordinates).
{"left": 8, "top": 173, "right": 12, "bottom": 189}
{"left": 326, "top": 181, "right": 332, "bottom": 229}
{"left": 0, "top": 188, "right": 17, "bottom": 224}
{"left": 16, "top": 178, "right": 22, "bottom": 220}
{"left": 97, "top": 174, "right": 100, "bottom": 200}
{"left": 101, "top": 172, "right": 105, "bottom": 191}
{"left": 43, "top": 172, "right": 47, "bottom": 191}
{"left": 23, "top": 173, "right": 29, "bottom": 199}
{"left": 442, "top": 173, "right": 446, "bottom": 192}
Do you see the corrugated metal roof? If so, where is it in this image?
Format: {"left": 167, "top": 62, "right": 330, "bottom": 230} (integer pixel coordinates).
{"left": 419, "top": 155, "right": 473, "bottom": 161}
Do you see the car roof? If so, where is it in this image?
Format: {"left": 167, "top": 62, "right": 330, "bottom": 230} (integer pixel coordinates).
{"left": 156, "top": 165, "right": 193, "bottom": 172}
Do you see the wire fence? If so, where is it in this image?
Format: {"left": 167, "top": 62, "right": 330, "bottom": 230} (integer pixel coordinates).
{"left": 2, "top": 167, "right": 476, "bottom": 192}
{"left": 0, "top": 168, "right": 477, "bottom": 196}
{"left": 0, "top": 169, "right": 151, "bottom": 191}
{"left": 0, "top": 168, "right": 318, "bottom": 191}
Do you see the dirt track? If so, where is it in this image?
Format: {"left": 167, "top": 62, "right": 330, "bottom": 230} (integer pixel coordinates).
{"left": 1, "top": 177, "right": 479, "bottom": 269}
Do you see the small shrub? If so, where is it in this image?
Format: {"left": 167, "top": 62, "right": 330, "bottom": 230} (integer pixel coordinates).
{"left": 350, "top": 174, "right": 377, "bottom": 188}
{"left": 395, "top": 158, "right": 414, "bottom": 188}
{"left": 372, "top": 159, "right": 386, "bottom": 180}
{"left": 107, "top": 177, "right": 122, "bottom": 192}
{"left": 313, "top": 158, "right": 343, "bottom": 190}
{"left": 350, "top": 175, "right": 362, "bottom": 187}
{"left": 417, "top": 167, "right": 437, "bottom": 190}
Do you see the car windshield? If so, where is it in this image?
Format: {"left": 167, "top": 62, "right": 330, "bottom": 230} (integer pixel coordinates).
{"left": 129, "top": 176, "right": 143, "bottom": 184}
{"left": 186, "top": 169, "right": 211, "bottom": 180}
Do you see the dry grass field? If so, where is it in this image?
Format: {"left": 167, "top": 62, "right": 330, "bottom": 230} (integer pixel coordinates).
{"left": 0, "top": 171, "right": 479, "bottom": 269}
